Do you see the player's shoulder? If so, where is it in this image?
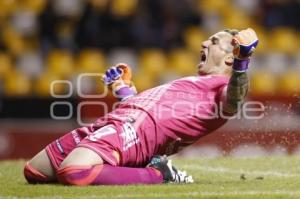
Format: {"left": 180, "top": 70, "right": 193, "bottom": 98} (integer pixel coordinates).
{"left": 167, "top": 75, "right": 229, "bottom": 93}
{"left": 174, "top": 75, "right": 229, "bottom": 84}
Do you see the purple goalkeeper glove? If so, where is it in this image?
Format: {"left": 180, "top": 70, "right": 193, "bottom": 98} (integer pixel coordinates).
{"left": 102, "top": 64, "right": 136, "bottom": 101}
{"left": 103, "top": 67, "right": 123, "bottom": 85}
{"left": 232, "top": 28, "right": 259, "bottom": 72}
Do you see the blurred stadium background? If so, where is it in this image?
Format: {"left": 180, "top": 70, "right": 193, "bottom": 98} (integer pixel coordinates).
{"left": 0, "top": 0, "right": 299, "bottom": 160}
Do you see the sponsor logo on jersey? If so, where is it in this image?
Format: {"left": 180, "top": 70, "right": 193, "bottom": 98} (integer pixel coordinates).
{"left": 120, "top": 122, "right": 140, "bottom": 151}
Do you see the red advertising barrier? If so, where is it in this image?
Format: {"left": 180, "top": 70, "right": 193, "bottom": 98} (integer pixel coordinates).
{"left": 1, "top": 125, "right": 300, "bottom": 160}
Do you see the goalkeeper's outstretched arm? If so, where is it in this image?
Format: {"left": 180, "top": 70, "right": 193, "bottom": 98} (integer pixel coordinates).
{"left": 222, "top": 28, "right": 258, "bottom": 114}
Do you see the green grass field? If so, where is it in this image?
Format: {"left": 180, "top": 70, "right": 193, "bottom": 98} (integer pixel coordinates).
{"left": 1, "top": 156, "right": 300, "bottom": 199}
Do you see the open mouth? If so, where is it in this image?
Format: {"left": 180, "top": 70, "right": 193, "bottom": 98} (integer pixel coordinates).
{"left": 200, "top": 50, "right": 207, "bottom": 62}
{"left": 197, "top": 49, "right": 208, "bottom": 72}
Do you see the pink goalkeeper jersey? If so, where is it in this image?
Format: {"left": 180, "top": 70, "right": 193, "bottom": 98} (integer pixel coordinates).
{"left": 96, "top": 75, "right": 229, "bottom": 166}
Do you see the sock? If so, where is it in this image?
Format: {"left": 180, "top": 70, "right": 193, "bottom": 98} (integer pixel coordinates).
{"left": 24, "top": 162, "right": 56, "bottom": 184}
{"left": 57, "top": 164, "right": 163, "bottom": 186}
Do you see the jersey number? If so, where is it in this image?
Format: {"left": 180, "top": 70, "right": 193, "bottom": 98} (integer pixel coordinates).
{"left": 88, "top": 125, "right": 116, "bottom": 142}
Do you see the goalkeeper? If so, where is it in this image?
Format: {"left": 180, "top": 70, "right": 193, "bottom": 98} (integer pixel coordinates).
{"left": 24, "top": 28, "right": 258, "bottom": 185}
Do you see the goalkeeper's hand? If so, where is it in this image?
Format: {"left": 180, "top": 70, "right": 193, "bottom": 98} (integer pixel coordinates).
{"left": 231, "top": 28, "right": 259, "bottom": 72}
{"left": 102, "top": 63, "right": 133, "bottom": 89}
{"left": 102, "top": 63, "right": 136, "bottom": 101}
{"left": 232, "top": 28, "right": 258, "bottom": 59}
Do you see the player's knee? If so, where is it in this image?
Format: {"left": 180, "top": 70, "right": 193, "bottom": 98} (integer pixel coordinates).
{"left": 56, "top": 166, "right": 83, "bottom": 185}
{"left": 57, "top": 165, "right": 101, "bottom": 186}
{"left": 23, "top": 162, "right": 54, "bottom": 184}
{"left": 56, "top": 148, "right": 104, "bottom": 185}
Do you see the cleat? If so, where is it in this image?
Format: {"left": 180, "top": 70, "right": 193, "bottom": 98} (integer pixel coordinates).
{"left": 171, "top": 165, "right": 194, "bottom": 183}
{"left": 148, "top": 155, "right": 194, "bottom": 183}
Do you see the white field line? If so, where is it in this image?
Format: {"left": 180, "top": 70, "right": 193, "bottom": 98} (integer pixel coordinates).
{"left": 2, "top": 191, "right": 300, "bottom": 199}
{"left": 111, "top": 191, "right": 300, "bottom": 198}
{"left": 181, "top": 164, "right": 300, "bottom": 178}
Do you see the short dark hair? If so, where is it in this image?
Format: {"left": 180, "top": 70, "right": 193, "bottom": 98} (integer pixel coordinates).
{"left": 223, "top": 29, "right": 239, "bottom": 36}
